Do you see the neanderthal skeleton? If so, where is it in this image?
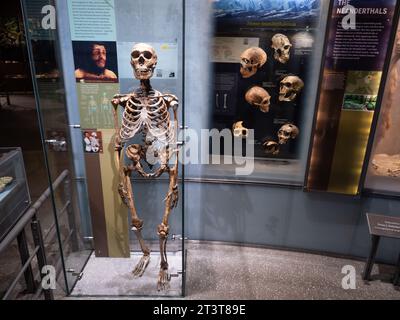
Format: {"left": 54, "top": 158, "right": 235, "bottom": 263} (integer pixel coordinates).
{"left": 111, "top": 43, "right": 179, "bottom": 291}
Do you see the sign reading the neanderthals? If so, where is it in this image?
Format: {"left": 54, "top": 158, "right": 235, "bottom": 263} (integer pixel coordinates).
{"left": 367, "top": 213, "right": 400, "bottom": 239}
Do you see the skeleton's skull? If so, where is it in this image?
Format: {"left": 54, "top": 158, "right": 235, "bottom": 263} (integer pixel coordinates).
{"left": 263, "top": 141, "right": 280, "bottom": 155}
{"left": 277, "top": 124, "right": 299, "bottom": 145}
{"left": 271, "top": 34, "right": 292, "bottom": 64}
{"left": 130, "top": 43, "right": 157, "bottom": 80}
{"left": 279, "top": 76, "right": 304, "bottom": 102}
{"left": 239, "top": 47, "right": 267, "bottom": 78}
{"left": 245, "top": 86, "right": 271, "bottom": 113}
{"left": 232, "top": 121, "right": 249, "bottom": 138}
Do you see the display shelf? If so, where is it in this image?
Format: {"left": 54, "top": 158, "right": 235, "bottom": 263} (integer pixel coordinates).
{"left": 0, "top": 181, "right": 18, "bottom": 203}
{"left": 0, "top": 147, "right": 30, "bottom": 241}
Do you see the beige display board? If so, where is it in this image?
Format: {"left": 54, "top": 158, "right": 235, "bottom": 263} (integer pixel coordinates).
{"left": 68, "top": 0, "right": 129, "bottom": 257}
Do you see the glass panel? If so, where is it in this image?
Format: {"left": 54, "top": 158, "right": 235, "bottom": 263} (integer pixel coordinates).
{"left": 306, "top": 0, "right": 399, "bottom": 195}
{"left": 364, "top": 21, "right": 400, "bottom": 195}
{"left": 186, "top": 0, "right": 331, "bottom": 185}
{"left": 56, "top": 0, "right": 185, "bottom": 297}
{"left": 20, "top": 0, "right": 93, "bottom": 294}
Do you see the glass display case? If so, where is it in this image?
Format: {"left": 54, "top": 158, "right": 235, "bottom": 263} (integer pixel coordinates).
{"left": 306, "top": 0, "right": 400, "bottom": 195}
{"left": 0, "top": 147, "right": 30, "bottom": 241}
{"left": 57, "top": 0, "right": 185, "bottom": 297}
{"left": 364, "top": 21, "right": 400, "bottom": 196}
{"left": 186, "top": 0, "right": 331, "bottom": 186}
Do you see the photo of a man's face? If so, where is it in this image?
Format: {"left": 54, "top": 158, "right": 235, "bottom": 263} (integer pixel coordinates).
{"left": 73, "top": 41, "right": 118, "bottom": 83}
{"left": 92, "top": 44, "right": 107, "bottom": 69}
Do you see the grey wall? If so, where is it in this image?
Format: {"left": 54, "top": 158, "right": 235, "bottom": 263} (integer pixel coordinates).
{"left": 185, "top": 182, "right": 400, "bottom": 264}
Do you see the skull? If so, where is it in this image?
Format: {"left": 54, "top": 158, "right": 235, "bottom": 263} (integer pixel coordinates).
{"left": 263, "top": 141, "right": 279, "bottom": 155}
{"left": 277, "top": 124, "right": 299, "bottom": 145}
{"left": 279, "top": 76, "right": 304, "bottom": 102}
{"left": 130, "top": 43, "right": 157, "bottom": 80}
{"left": 239, "top": 47, "right": 267, "bottom": 78}
{"left": 271, "top": 34, "right": 292, "bottom": 64}
{"left": 232, "top": 121, "right": 249, "bottom": 138}
{"left": 245, "top": 86, "right": 271, "bottom": 113}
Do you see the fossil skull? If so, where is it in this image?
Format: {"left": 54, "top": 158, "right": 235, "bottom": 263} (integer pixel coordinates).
{"left": 278, "top": 124, "right": 299, "bottom": 144}
{"left": 263, "top": 141, "right": 279, "bottom": 155}
{"left": 130, "top": 43, "right": 157, "bottom": 80}
{"left": 232, "top": 121, "right": 249, "bottom": 138}
{"left": 279, "top": 76, "right": 304, "bottom": 102}
{"left": 271, "top": 34, "right": 292, "bottom": 64}
{"left": 245, "top": 86, "right": 271, "bottom": 113}
{"left": 239, "top": 47, "right": 267, "bottom": 78}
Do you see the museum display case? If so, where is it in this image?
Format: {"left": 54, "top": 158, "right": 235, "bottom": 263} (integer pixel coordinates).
{"left": 188, "top": 0, "right": 331, "bottom": 186}
{"left": 364, "top": 20, "right": 400, "bottom": 196}
{"left": 0, "top": 147, "right": 30, "bottom": 241}
{"left": 21, "top": 0, "right": 186, "bottom": 297}
{"left": 306, "top": 0, "right": 400, "bottom": 195}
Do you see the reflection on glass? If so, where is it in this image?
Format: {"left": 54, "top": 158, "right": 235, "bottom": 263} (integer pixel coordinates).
{"left": 205, "top": 0, "right": 330, "bottom": 185}
{"left": 365, "top": 25, "right": 400, "bottom": 194}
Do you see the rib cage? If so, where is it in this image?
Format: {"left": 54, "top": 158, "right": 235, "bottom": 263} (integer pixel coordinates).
{"left": 119, "top": 90, "right": 175, "bottom": 146}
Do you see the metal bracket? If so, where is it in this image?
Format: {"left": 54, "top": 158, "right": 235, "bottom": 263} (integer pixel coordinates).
{"left": 67, "top": 269, "right": 84, "bottom": 280}
{"left": 169, "top": 273, "right": 179, "bottom": 278}
{"left": 171, "top": 234, "right": 188, "bottom": 241}
{"left": 69, "top": 124, "right": 81, "bottom": 129}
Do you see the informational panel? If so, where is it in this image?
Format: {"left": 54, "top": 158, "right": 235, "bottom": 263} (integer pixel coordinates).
{"left": 67, "top": 0, "right": 127, "bottom": 257}
{"left": 68, "top": 0, "right": 117, "bottom": 41}
{"left": 211, "top": 0, "right": 324, "bottom": 160}
{"left": 367, "top": 213, "right": 400, "bottom": 238}
{"left": 306, "top": 0, "right": 399, "bottom": 195}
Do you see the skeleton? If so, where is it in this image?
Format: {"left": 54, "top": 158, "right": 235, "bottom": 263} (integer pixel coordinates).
{"left": 263, "top": 141, "right": 280, "bottom": 155}
{"left": 111, "top": 43, "right": 179, "bottom": 291}
{"left": 245, "top": 86, "right": 271, "bottom": 113}
{"left": 239, "top": 47, "right": 267, "bottom": 78}
{"left": 372, "top": 154, "right": 400, "bottom": 177}
{"left": 271, "top": 34, "right": 292, "bottom": 64}
{"left": 279, "top": 76, "right": 304, "bottom": 102}
{"left": 278, "top": 124, "right": 299, "bottom": 145}
{"left": 232, "top": 121, "right": 249, "bottom": 138}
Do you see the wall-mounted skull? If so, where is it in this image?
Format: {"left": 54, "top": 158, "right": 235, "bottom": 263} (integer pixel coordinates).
{"left": 271, "top": 34, "right": 292, "bottom": 64}
{"left": 232, "top": 121, "right": 249, "bottom": 138}
{"left": 277, "top": 124, "right": 299, "bottom": 145}
{"left": 279, "top": 76, "right": 304, "bottom": 102}
{"left": 245, "top": 86, "right": 271, "bottom": 113}
{"left": 263, "top": 141, "right": 280, "bottom": 155}
{"left": 239, "top": 47, "right": 267, "bottom": 78}
{"left": 130, "top": 43, "right": 157, "bottom": 80}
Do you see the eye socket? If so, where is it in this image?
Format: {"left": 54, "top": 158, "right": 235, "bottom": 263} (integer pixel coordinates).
{"left": 284, "top": 45, "right": 290, "bottom": 50}
{"left": 131, "top": 51, "right": 140, "bottom": 59}
{"left": 143, "top": 51, "right": 153, "bottom": 59}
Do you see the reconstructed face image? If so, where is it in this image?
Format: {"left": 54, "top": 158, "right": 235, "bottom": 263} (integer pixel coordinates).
{"left": 91, "top": 44, "right": 107, "bottom": 69}
{"left": 72, "top": 41, "right": 118, "bottom": 82}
